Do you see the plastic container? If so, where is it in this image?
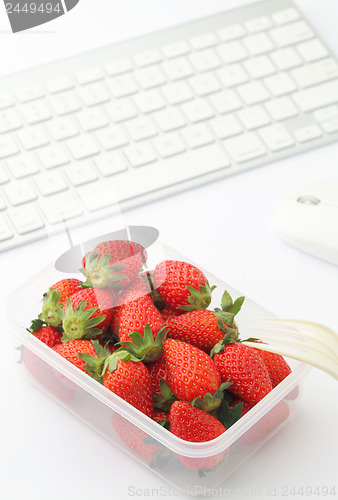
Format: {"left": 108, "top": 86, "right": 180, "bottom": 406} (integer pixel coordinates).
{"left": 4, "top": 227, "right": 310, "bottom": 495}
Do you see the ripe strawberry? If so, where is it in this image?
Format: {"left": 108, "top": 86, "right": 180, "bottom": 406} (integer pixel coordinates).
{"left": 41, "top": 278, "right": 84, "bottom": 328}
{"left": 160, "top": 306, "right": 184, "bottom": 323}
{"left": 253, "top": 342, "right": 292, "bottom": 387}
{"left": 212, "top": 339, "right": 273, "bottom": 405}
{"left": 170, "top": 401, "right": 227, "bottom": 470}
{"left": 112, "top": 277, "right": 165, "bottom": 347}
{"left": 153, "top": 411, "right": 170, "bottom": 424}
{"left": 59, "top": 287, "right": 116, "bottom": 340}
{"left": 53, "top": 340, "right": 99, "bottom": 375}
{"left": 81, "top": 240, "right": 147, "bottom": 288}
{"left": 153, "top": 260, "right": 215, "bottom": 311}
{"left": 27, "top": 318, "right": 62, "bottom": 348}
{"left": 163, "top": 339, "right": 223, "bottom": 406}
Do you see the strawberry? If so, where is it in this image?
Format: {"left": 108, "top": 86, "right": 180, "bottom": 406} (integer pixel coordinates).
{"left": 152, "top": 410, "right": 170, "bottom": 424}
{"left": 163, "top": 339, "right": 225, "bottom": 409}
{"left": 59, "top": 287, "right": 116, "bottom": 341}
{"left": 153, "top": 260, "right": 215, "bottom": 311}
{"left": 27, "top": 318, "right": 62, "bottom": 348}
{"left": 41, "top": 278, "right": 84, "bottom": 328}
{"left": 212, "top": 338, "right": 273, "bottom": 405}
{"left": 253, "top": 342, "right": 292, "bottom": 387}
{"left": 53, "top": 340, "right": 99, "bottom": 375}
{"left": 160, "top": 306, "right": 184, "bottom": 323}
{"left": 81, "top": 240, "right": 147, "bottom": 288}
{"left": 111, "top": 277, "right": 165, "bottom": 346}
{"left": 239, "top": 400, "right": 290, "bottom": 445}
{"left": 148, "top": 352, "right": 169, "bottom": 397}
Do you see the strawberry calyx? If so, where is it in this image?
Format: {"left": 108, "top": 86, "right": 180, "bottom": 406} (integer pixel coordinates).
{"left": 154, "top": 379, "right": 177, "bottom": 412}
{"left": 118, "top": 323, "right": 167, "bottom": 364}
{"left": 41, "top": 288, "right": 63, "bottom": 328}
{"left": 216, "top": 396, "right": 244, "bottom": 429}
{"left": 178, "top": 282, "right": 216, "bottom": 312}
{"left": 210, "top": 333, "right": 237, "bottom": 357}
{"left": 191, "top": 380, "right": 232, "bottom": 413}
{"left": 212, "top": 290, "right": 246, "bottom": 342}
{"left": 57, "top": 298, "right": 106, "bottom": 342}
{"left": 27, "top": 317, "right": 47, "bottom": 333}
{"left": 80, "top": 252, "right": 128, "bottom": 288}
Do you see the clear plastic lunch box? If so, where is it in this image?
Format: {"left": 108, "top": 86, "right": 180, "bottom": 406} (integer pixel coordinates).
{"left": 4, "top": 225, "right": 311, "bottom": 494}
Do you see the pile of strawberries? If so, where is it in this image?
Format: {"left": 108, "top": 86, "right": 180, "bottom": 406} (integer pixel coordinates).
{"left": 27, "top": 238, "right": 293, "bottom": 461}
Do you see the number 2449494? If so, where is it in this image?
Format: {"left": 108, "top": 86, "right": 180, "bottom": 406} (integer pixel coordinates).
{"left": 5, "top": 3, "right": 62, "bottom": 14}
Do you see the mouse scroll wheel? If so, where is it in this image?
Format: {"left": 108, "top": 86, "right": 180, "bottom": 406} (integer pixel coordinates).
{"left": 297, "top": 195, "right": 321, "bottom": 205}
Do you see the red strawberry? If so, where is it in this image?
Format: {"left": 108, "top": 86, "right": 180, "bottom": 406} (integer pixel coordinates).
{"left": 53, "top": 340, "right": 99, "bottom": 375}
{"left": 153, "top": 260, "right": 215, "bottom": 311}
{"left": 60, "top": 287, "right": 116, "bottom": 340}
{"left": 163, "top": 339, "right": 223, "bottom": 405}
{"left": 212, "top": 340, "right": 273, "bottom": 405}
{"left": 148, "top": 352, "right": 169, "bottom": 397}
{"left": 253, "top": 342, "right": 292, "bottom": 387}
{"left": 170, "top": 401, "right": 227, "bottom": 470}
{"left": 153, "top": 410, "right": 170, "bottom": 423}
{"left": 160, "top": 306, "right": 184, "bottom": 323}
{"left": 27, "top": 319, "right": 62, "bottom": 348}
{"left": 41, "top": 278, "right": 84, "bottom": 327}
{"left": 112, "top": 277, "right": 165, "bottom": 346}
{"left": 81, "top": 240, "right": 147, "bottom": 288}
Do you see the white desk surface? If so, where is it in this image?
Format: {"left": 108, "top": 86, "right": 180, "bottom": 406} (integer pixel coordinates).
{"left": 0, "top": 1, "right": 337, "bottom": 499}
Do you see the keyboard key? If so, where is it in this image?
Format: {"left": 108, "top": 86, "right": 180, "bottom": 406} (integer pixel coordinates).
{"left": 314, "top": 105, "right": 338, "bottom": 123}
{"left": 224, "top": 133, "right": 266, "bottom": 163}
{"left": 209, "top": 90, "right": 242, "bottom": 114}
{"left": 0, "top": 193, "right": 6, "bottom": 210}
{"left": 237, "top": 105, "right": 271, "bottom": 130}
{"left": 35, "top": 172, "right": 68, "bottom": 196}
{"left": 217, "top": 24, "right": 246, "bottom": 42}
{"left": 16, "top": 85, "right": 44, "bottom": 103}
{"left": 292, "top": 80, "right": 338, "bottom": 112}
{"left": 189, "top": 72, "right": 221, "bottom": 96}
{"left": 0, "top": 109, "right": 22, "bottom": 134}
{"left": 105, "top": 58, "right": 133, "bottom": 76}
{"left": 153, "top": 108, "right": 186, "bottom": 132}
{"left": 237, "top": 81, "right": 270, "bottom": 105}
{"left": 0, "top": 215, "right": 13, "bottom": 241}
{"left": 94, "top": 153, "right": 128, "bottom": 176}
{"left": 39, "top": 191, "right": 83, "bottom": 224}
{"left": 125, "top": 116, "right": 157, "bottom": 141}
{"left": 270, "top": 47, "right": 302, "bottom": 70}
{"left": 9, "top": 205, "right": 44, "bottom": 234}
{"left": 78, "top": 82, "right": 110, "bottom": 107}
{"left": 294, "top": 124, "right": 322, "bottom": 143}
{"left": 189, "top": 49, "right": 221, "bottom": 72}
{"left": 244, "top": 55, "right": 276, "bottom": 79}
{"left": 17, "top": 126, "right": 50, "bottom": 150}
{"left": 291, "top": 58, "right": 338, "bottom": 88}
{"left": 133, "top": 89, "right": 166, "bottom": 112}
{"left": 37, "top": 146, "right": 69, "bottom": 169}
{"left": 161, "top": 82, "right": 193, "bottom": 106}
{"left": 321, "top": 118, "right": 338, "bottom": 134}
{"left": 76, "top": 108, "right": 109, "bottom": 132}
{"left": 0, "top": 165, "right": 9, "bottom": 184}
{"left": 123, "top": 142, "right": 157, "bottom": 167}
{"left": 49, "top": 91, "right": 81, "bottom": 116}
{"left": 76, "top": 68, "right": 104, "bottom": 85}
{"left": 245, "top": 16, "right": 273, "bottom": 33}
{"left": 65, "top": 161, "right": 98, "bottom": 187}
{"left": 258, "top": 124, "right": 294, "bottom": 151}
{"left": 153, "top": 132, "right": 186, "bottom": 158}
{"left": 46, "top": 77, "right": 75, "bottom": 94}
{"left": 181, "top": 98, "right": 214, "bottom": 123}
{"left": 67, "top": 136, "right": 100, "bottom": 160}
{"left": 242, "top": 33, "right": 275, "bottom": 55}
{"left": 269, "top": 21, "right": 314, "bottom": 47}
{"left": 134, "top": 49, "right": 162, "bottom": 67}
{"left": 264, "top": 73, "right": 297, "bottom": 96}
{"left": 189, "top": 33, "right": 218, "bottom": 50}
{"left": 216, "top": 41, "right": 248, "bottom": 64}
{"left": 209, "top": 115, "right": 242, "bottom": 139}
{"left": 161, "top": 41, "right": 190, "bottom": 58}
{"left": 96, "top": 126, "right": 129, "bottom": 150}
{"left": 107, "top": 74, "right": 139, "bottom": 97}
{"left": 217, "top": 64, "right": 249, "bottom": 87}
{"left": 181, "top": 124, "right": 214, "bottom": 149}
{"left": 265, "top": 96, "right": 298, "bottom": 121}
{"left": 106, "top": 98, "right": 137, "bottom": 123}
{"left": 134, "top": 65, "right": 166, "bottom": 89}
{"left": 8, "top": 155, "right": 39, "bottom": 178}
{"left": 296, "top": 39, "right": 329, "bottom": 63}
{"left": 48, "top": 117, "right": 79, "bottom": 141}
{"left": 4, "top": 179, "right": 37, "bottom": 206}
{"left": 272, "top": 8, "right": 300, "bottom": 26}
{"left": 0, "top": 95, "right": 14, "bottom": 110}
{"left": 0, "top": 135, "right": 20, "bottom": 159}
{"left": 21, "top": 101, "right": 52, "bottom": 125}
{"left": 162, "top": 57, "right": 194, "bottom": 81}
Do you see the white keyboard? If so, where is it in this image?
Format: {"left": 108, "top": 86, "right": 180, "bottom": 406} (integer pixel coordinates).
{"left": 1, "top": 0, "right": 338, "bottom": 251}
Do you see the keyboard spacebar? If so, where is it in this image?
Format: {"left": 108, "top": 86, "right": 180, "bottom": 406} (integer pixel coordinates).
{"left": 79, "top": 145, "right": 230, "bottom": 211}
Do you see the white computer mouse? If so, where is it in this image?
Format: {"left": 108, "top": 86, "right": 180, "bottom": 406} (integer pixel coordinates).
{"left": 273, "top": 182, "right": 338, "bottom": 265}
